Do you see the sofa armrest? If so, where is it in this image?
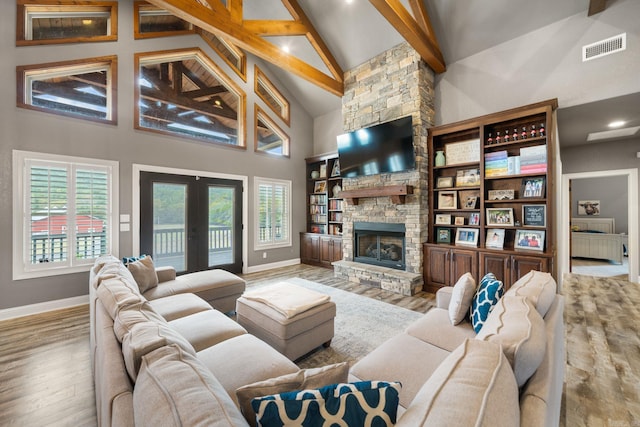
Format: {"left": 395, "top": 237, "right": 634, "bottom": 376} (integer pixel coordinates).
{"left": 436, "top": 287, "right": 454, "bottom": 309}
{"left": 156, "top": 266, "right": 176, "bottom": 282}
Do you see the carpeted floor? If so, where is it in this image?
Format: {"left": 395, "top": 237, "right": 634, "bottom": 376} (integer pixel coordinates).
{"left": 248, "top": 277, "right": 424, "bottom": 369}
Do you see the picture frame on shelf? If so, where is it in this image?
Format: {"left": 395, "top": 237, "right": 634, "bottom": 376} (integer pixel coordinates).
{"left": 455, "top": 227, "right": 479, "bottom": 247}
{"left": 444, "top": 139, "right": 481, "bottom": 166}
{"left": 515, "top": 229, "right": 545, "bottom": 251}
{"left": 435, "top": 214, "right": 452, "bottom": 225}
{"left": 438, "top": 190, "right": 457, "bottom": 209}
{"left": 522, "top": 205, "right": 546, "bottom": 227}
{"left": 331, "top": 160, "right": 341, "bottom": 177}
{"left": 436, "top": 227, "right": 452, "bottom": 244}
{"left": 456, "top": 168, "right": 481, "bottom": 187}
{"left": 488, "top": 189, "right": 515, "bottom": 201}
{"left": 486, "top": 208, "right": 514, "bottom": 226}
{"left": 485, "top": 228, "right": 505, "bottom": 249}
{"left": 469, "top": 212, "right": 480, "bottom": 225}
{"left": 454, "top": 216, "right": 465, "bottom": 225}
{"left": 463, "top": 196, "right": 478, "bottom": 210}
{"left": 521, "top": 177, "right": 545, "bottom": 198}
{"left": 314, "top": 181, "right": 326, "bottom": 193}
{"left": 319, "top": 164, "right": 327, "bottom": 178}
{"left": 436, "top": 176, "right": 454, "bottom": 188}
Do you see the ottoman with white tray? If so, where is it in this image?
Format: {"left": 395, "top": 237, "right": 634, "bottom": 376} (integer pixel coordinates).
{"left": 236, "top": 281, "right": 336, "bottom": 361}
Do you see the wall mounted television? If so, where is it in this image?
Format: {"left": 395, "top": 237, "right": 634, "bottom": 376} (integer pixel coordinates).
{"left": 336, "top": 116, "right": 415, "bottom": 178}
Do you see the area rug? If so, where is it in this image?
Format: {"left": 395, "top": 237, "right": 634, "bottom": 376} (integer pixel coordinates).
{"left": 252, "top": 277, "right": 425, "bottom": 369}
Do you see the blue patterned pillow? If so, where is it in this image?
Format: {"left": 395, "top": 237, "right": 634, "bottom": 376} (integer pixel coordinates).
{"left": 122, "top": 255, "right": 147, "bottom": 265}
{"left": 252, "top": 381, "right": 401, "bottom": 427}
{"left": 471, "top": 273, "right": 504, "bottom": 333}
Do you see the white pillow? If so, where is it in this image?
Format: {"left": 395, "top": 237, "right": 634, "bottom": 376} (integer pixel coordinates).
{"left": 448, "top": 272, "right": 476, "bottom": 325}
{"left": 507, "top": 270, "right": 557, "bottom": 317}
{"left": 127, "top": 255, "right": 159, "bottom": 293}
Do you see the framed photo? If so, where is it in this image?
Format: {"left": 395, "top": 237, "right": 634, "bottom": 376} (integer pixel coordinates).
{"left": 435, "top": 214, "right": 452, "bottom": 225}
{"left": 456, "top": 168, "right": 481, "bottom": 187}
{"left": 515, "top": 229, "right": 545, "bottom": 251}
{"left": 463, "top": 196, "right": 478, "bottom": 209}
{"left": 488, "top": 189, "right": 515, "bottom": 201}
{"left": 521, "top": 177, "right": 545, "bottom": 198}
{"left": 454, "top": 216, "right": 465, "bottom": 225}
{"left": 577, "top": 200, "right": 600, "bottom": 216}
{"left": 486, "top": 208, "right": 514, "bottom": 226}
{"left": 319, "top": 164, "right": 327, "bottom": 178}
{"left": 522, "top": 205, "right": 546, "bottom": 227}
{"left": 438, "top": 190, "right": 457, "bottom": 209}
{"left": 436, "top": 176, "right": 454, "bottom": 188}
{"left": 445, "top": 139, "right": 481, "bottom": 165}
{"left": 469, "top": 212, "right": 480, "bottom": 226}
{"left": 331, "top": 160, "right": 341, "bottom": 177}
{"left": 436, "top": 227, "right": 452, "bottom": 244}
{"left": 485, "top": 228, "right": 505, "bottom": 249}
{"left": 314, "top": 181, "right": 326, "bottom": 193}
{"left": 455, "top": 227, "right": 479, "bottom": 247}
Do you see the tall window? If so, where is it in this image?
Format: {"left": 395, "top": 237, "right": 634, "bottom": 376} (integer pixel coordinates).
{"left": 255, "top": 177, "right": 291, "bottom": 249}
{"left": 13, "top": 151, "right": 118, "bottom": 280}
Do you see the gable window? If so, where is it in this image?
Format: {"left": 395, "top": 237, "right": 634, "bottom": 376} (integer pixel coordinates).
{"left": 255, "top": 66, "right": 290, "bottom": 125}
{"left": 13, "top": 150, "right": 119, "bottom": 280}
{"left": 17, "top": 1, "right": 118, "bottom": 45}
{"left": 255, "top": 105, "right": 290, "bottom": 157}
{"left": 255, "top": 177, "right": 291, "bottom": 249}
{"left": 135, "top": 48, "right": 246, "bottom": 148}
{"left": 17, "top": 56, "right": 117, "bottom": 124}
{"left": 134, "top": 2, "right": 194, "bottom": 39}
{"left": 199, "top": 29, "right": 247, "bottom": 81}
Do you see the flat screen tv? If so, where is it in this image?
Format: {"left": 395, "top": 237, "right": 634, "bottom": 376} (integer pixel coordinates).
{"left": 337, "top": 116, "right": 415, "bottom": 178}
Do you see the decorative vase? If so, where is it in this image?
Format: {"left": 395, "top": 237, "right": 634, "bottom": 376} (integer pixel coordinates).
{"left": 435, "top": 150, "right": 446, "bottom": 167}
{"left": 311, "top": 170, "right": 320, "bottom": 179}
{"left": 332, "top": 183, "right": 342, "bottom": 198}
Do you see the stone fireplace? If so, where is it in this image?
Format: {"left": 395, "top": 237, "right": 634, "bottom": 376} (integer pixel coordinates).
{"left": 354, "top": 222, "right": 405, "bottom": 270}
{"left": 333, "top": 42, "right": 435, "bottom": 296}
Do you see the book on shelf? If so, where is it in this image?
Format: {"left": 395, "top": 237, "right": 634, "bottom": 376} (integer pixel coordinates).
{"left": 485, "top": 150, "right": 508, "bottom": 177}
{"left": 309, "top": 194, "right": 327, "bottom": 204}
{"left": 507, "top": 156, "right": 521, "bottom": 175}
{"left": 330, "top": 212, "right": 343, "bottom": 222}
{"left": 328, "top": 224, "right": 342, "bottom": 235}
{"left": 329, "top": 199, "right": 343, "bottom": 210}
{"left": 520, "top": 145, "right": 547, "bottom": 173}
{"left": 311, "top": 214, "right": 327, "bottom": 223}
{"left": 310, "top": 224, "right": 327, "bottom": 234}
{"left": 310, "top": 205, "right": 327, "bottom": 214}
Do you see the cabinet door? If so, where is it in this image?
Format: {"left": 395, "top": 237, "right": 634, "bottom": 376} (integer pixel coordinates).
{"left": 424, "top": 245, "right": 451, "bottom": 293}
{"left": 301, "top": 234, "right": 320, "bottom": 263}
{"left": 330, "top": 237, "right": 343, "bottom": 262}
{"left": 510, "top": 255, "right": 549, "bottom": 289}
{"left": 479, "top": 252, "right": 510, "bottom": 286}
{"left": 320, "top": 236, "right": 332, "bottom": 265}
{"left": 451, "top": 249, "right": 478, "bottom": 285}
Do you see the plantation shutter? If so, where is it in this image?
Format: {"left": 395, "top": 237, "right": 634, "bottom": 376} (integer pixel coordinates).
{"left": 256, "top": 178, "right": 291, "bottom": 248}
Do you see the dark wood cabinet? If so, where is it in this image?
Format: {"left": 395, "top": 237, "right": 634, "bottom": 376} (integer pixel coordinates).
{"left": 300, "top": 233, "right": 320, "bottom": 264}
{"left": 479, "top": 251, "right": 550, "bottom": 290}
{"left": 301, "top": 233, "right": 342, "bottom": 267}
{"left": 320, "top": 236, "right": 343, "bottom": 266}
{"left": 424, "top": 244, "right": 478, "bottom": 293}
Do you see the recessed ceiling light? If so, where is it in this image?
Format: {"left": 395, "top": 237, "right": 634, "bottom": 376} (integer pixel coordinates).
{"left": 608, "top": 120, "right": 626, "bottom": 128}
{"left": 282, "top": 45, "right": 290, "bottom": 54}
{"left": 587, "top": 126, "right": 640, "bottom": 142}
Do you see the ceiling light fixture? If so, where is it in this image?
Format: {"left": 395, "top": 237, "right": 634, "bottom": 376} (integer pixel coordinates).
{"left": 608, "top": 120, "right": 626, "bottom": 128}
{"left": 282, "top": 45, "right": 290, "bottom": 54}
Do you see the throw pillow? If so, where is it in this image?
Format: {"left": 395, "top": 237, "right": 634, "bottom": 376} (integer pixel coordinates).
{"left": 127, "top": 255, "right": 159, "bottom": 293}
{"left": 507, "top": 270, "right": 557, "bottom": 317}
{"left": 236, "top": 362, "right": 349, "bottom": 427}
{"left": 470, "top": 273, "right": 504, "bottom": 333}
{"left": 252, "top": 381, "right": 401, "bottom": 427}
{"left": 448, "top": 272, "right": 476, "bottom": 325}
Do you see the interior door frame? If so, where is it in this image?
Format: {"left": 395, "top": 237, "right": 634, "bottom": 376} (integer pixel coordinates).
{"left": 133, "top": 164, "right": 248, "bottom": 273}
{"left": 560, "top": 168, "right": 639, "bottom": 285}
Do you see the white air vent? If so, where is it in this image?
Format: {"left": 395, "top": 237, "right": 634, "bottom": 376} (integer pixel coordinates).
{"left": 582, "top": 33, "right": 626, "bottom": 61}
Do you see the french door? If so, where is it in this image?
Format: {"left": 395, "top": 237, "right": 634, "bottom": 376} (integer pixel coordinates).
{"left": 139, "top": 172, "right": 243, "bottom": 274}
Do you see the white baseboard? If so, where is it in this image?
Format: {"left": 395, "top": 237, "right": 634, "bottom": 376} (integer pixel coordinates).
{"left": 0, "top": 295, "right": 89, "bottom": 322}
{"left": 245, "top": 258, "right": 300, "bottom": 274}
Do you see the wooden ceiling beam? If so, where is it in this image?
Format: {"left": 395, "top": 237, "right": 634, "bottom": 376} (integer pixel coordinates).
{"left": 146, "top": 0, "right": 343, "bottom": 96}
{"left": 227, "top": 0, "right": 243, "bottom": 23}
{"left": 407, "top": 0, "right": 438, "bottom": 49}
{"left": 369, "top": 0, "right": 445, "bottom": 73}
{"left": 588, "top": 0, "right": 606, "bottom": 16}
{"left": 242, "top": 20, "right": 308, "bottom": 36}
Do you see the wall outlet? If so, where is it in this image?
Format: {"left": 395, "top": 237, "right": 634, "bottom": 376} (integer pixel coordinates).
{"left": 262, "top": 252, "right": 267, "bottom": 259}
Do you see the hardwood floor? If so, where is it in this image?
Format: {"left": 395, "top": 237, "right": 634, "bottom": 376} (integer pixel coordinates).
{"left": 0, "top": 264, "right": 638, "bottom": 426}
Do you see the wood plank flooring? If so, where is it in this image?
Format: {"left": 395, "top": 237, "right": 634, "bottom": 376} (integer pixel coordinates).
{"left": 0, "top": 264, "right": 638, "bottom": 426}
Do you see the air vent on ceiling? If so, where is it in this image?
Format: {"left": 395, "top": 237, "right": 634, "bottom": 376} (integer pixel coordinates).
{"left": 582, "top": 33, "right": 626, "bottom": 62}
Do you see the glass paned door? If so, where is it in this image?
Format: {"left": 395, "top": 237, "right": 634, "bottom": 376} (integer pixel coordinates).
{"left": 208, "top": 186, "right": 235, "bottom": 267}
{"left": 151, "top": 182, "right": 188, "bottom": 272}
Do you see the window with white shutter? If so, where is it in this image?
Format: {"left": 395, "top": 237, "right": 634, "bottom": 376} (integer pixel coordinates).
{"left": 254, "top": 177, "right": 291, "bottom": 249}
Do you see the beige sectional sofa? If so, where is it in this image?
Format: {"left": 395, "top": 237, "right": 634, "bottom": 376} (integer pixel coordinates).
{"left": 90, "top": 255, "right": 563, "bottom": 426}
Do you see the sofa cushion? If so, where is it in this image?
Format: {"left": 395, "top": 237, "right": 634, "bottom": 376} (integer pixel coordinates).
{"left": 397, "top": 339, "right": 520, "bottom": 427}
{"left": 121, "top": 320, "right": 196, "bottom": 381}
{"left": 448, "top": 272, "right": 476, "bottom": 325}
{"left": 147, "top": 293, "right": 212, "bottom": 321}
{"left": 96, "top": 277, "right": 146, "bottom": 320}
{"left": 127, "top": 256, "right": 159, "bottom": 293}
{"left": 405, "top": 308, "right": 477, "bottom": 352}
{"left": 94, "top": 259, "right": 141, "bottom": 293}
{"left": 134, "top": 344, "right": 248, "bottom": 427}
{"left": 143, "top": 269, "right": 246, "bottom": 303}
{"left": 471, "top": 273, "right": 504, "bottom": 333}
{"left": 113, "top": 301, "right": 167, "bottom": 343}
{"left": 476, "top": 295, "right": 546, "bottom": 387}
{"left": 236, "top": 362, "right": 349, "bottom": 427}
{"left": 506, "top": 270, "right": 557, "bottom": 317}
{"left": 252, "top": 381, "right": 401, "bottom": 427}
{"left": 168, "top": 309, "right": 247, "bottom": 352}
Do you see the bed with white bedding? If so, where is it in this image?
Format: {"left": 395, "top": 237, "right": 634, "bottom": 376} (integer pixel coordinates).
{"left": 571, "top": 217, "right": 625, "bottom": 264}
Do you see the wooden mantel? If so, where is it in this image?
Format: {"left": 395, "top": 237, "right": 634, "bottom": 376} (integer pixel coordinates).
{"left": 340, "top": 185, "right": 413, "bottom": 205}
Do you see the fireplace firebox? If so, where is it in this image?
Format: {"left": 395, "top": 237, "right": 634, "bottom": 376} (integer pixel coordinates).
{"left": 354, "top": 222, "right": 405, "bottom": 270}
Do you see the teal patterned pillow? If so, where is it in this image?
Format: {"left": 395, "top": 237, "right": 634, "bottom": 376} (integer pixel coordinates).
{"left": 252, "top": 381, "right": 401, "bottom": 427}
{"left": 471, "top": 273, "right": 504, "bottom": 333}
{"left": 122, "top": 255, "right": 147, "bottom": 265}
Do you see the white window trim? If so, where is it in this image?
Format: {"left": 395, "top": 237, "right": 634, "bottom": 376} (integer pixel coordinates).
{"left": 12, "top": 150, "right": 119, "bottom": 280}
{"left": 254, "top": 177, "right": 292, "bottom": 250}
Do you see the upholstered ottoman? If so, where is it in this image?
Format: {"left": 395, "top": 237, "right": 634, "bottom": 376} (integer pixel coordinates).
{"left": 236, "top": 282, "right": 336, "bottom": 361}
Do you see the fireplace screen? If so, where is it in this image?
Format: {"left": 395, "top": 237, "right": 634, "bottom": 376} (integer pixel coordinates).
{"left": 354, "top": 222, "right": 405, "bottom": 270}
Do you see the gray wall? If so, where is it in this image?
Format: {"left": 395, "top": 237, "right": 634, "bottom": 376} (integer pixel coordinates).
{"left": 313, "top": 108, "right": 343, "bottom": 156}
{"left": 0, "top": 1, "right": 314, "bottom": 309}
{"left": 570, "top": 176, "right": 628, "bottom": 233}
